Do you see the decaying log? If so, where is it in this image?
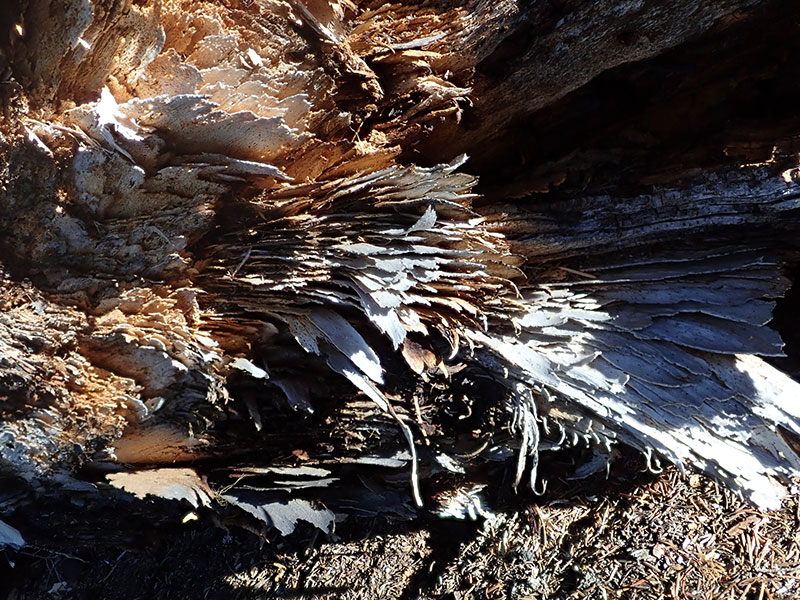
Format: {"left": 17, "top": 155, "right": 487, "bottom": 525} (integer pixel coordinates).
{"left": 1, "top": 0, "right": 800, "bottom": 551}
{"left": 412, "top": 0, "right": 771, "bottom": 166}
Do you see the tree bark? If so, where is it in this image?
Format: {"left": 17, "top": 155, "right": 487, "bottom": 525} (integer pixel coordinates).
{"left": 2, "top": 0, "right": 800, "bottom": 555}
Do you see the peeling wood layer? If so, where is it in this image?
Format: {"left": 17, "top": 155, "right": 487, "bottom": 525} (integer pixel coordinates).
{"left": 1, "top": 0, "right": 800, "bottom": 545}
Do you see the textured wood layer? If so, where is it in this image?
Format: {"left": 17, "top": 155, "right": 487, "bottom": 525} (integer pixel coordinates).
{"left": 1, "top": 0, "right": 800, "bottom": 548}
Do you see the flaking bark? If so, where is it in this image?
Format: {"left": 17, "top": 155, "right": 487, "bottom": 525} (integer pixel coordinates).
{"left": 1, "top": 0, "right": 800, "bottom": 549}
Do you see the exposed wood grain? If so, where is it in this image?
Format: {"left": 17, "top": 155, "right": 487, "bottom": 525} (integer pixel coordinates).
{"left": 1, "top": 0, "right": 800, "bottom": 555}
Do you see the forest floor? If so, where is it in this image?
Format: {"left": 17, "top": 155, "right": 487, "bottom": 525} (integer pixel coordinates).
{"left": 3, "top": 449, "right": 799, "bottom": 600}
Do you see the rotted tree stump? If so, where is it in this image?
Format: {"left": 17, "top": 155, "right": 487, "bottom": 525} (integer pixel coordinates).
{"left": 1, "top": 0, "right": 800, "bottom": 581}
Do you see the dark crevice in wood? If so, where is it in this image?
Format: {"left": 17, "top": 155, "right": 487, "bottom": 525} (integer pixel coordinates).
{"left": 768, "top": 262, "right": 800, "bottom": 380}
{"left": 439, "top": 0, "right": 800, "bottom": 200}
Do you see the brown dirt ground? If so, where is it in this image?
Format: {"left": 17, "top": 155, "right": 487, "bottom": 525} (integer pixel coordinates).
{"left": 3, "top": 451, "right": 799, "bottom": 600}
